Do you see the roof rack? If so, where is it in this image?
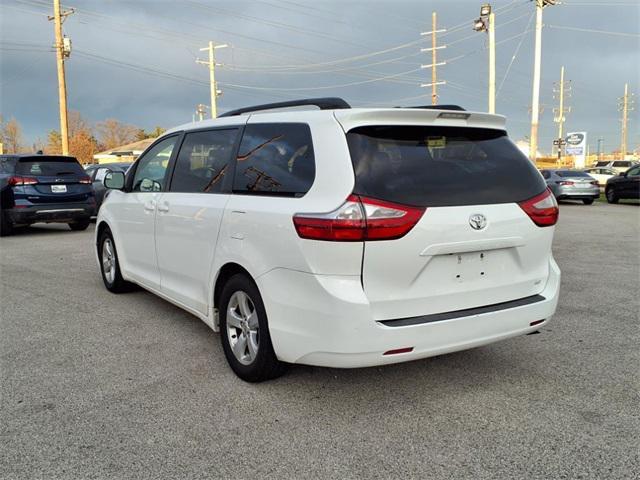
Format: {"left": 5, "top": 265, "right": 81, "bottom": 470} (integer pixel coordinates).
{"left": 400, "top": 105, "right": 466, "bottom": 111}
{"left": 219, "top": 97, "right": 351, "bottom": 118}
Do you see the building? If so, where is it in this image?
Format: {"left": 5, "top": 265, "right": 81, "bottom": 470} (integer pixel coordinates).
{"left": 92, "top": 138, "right": 156, "bottom": 164}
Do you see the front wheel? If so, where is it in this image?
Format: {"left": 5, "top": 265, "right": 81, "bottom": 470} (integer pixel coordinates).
{"left": 219, "top": 274, "right": 287, "bottom": 382}
{"left": 582, "top": 198, "right": 595, "bottom": 205}
{"left": 98, "top": 229, "right": 135, "bottom": 293}
{"left": 605, "top": 188, "right": 618, "bottom": 204}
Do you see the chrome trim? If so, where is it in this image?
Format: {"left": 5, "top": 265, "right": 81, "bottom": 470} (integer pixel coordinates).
{"left": 36, "top": 209, "right": 85, "bottom": 214}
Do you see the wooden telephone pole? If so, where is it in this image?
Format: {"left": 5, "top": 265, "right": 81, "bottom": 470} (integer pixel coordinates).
{"left": 196, "top": 42, "right": 227, "bottom": 119}
{"left": 49, "top": 0, "right": 73, "bottom": 155}
{"left": 420, "top": 12, "right": 446, "bottom": 104}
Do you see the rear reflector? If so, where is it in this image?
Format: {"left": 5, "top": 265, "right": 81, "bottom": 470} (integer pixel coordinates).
{"left": 293, "top": 195, "right": 425, "bottom": 242}
{"left": 8, "top": 176, "right": 38, "bottom": 186}
{"left": 530, "top": 319, "right": 545, "bottom": 327}
{"left": 383, "top": 347, "right": 414, "bottom": 356}
{"left": 518, "top": 188, "right": 559, "bottom": 227}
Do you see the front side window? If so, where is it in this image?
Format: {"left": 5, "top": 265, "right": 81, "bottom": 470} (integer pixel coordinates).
{"left": 233, "top": 123, "right": 315, "bottom": 197}
{"left": 170, "top": 129, "right": 238, "bottom": 193}
{"left": 132, "top": 136, "right": 177, "bottom": 192}
{"left": 347, "top": 126, "right": 546, "bottom": 207}
{"left": 95, "top": 168, "right": 110, "bottom": 183}
{"left": 627, "top": 166, "right": 640, "bottom": 177}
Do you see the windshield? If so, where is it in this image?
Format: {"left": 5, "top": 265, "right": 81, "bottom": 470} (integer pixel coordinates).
{"left": 346, "top": 126, "right": 546, "bottom": 207}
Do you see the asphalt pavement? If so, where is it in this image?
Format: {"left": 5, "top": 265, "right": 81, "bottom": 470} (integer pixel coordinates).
{"left": 1, "top": 202, "right": 638, "bottom": 479}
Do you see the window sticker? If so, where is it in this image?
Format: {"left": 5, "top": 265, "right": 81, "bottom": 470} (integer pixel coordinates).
{"left": 426, "top": 136, "right": 446, "bottom": 149}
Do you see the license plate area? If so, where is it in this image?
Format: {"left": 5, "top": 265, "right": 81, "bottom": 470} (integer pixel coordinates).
{"left": 51, "top": 185, "right": 67, "bottom": 193}
{"left": 452, "top": 251, "right": 488, "bottom": 283}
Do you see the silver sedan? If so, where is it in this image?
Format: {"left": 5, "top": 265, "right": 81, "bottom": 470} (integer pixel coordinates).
{"left": 540, "top": 169, "right": 600, "bottom": 205}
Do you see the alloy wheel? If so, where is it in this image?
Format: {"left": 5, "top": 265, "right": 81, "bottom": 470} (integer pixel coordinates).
{"left": 226, "top": 291, "right": 260, "bottom": 365}
{"left": 102, "top": 238, "right": 116, "bottom": 285}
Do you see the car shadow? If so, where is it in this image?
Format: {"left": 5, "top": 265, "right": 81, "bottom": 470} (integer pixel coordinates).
{"left": 7, "top": 223, "right": 93, "bottom": 237}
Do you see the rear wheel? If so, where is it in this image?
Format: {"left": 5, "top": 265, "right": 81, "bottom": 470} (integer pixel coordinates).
{"left": 0, "top": 211, "right": 13, "bottom": 237}
{"left": 605, "top": 187, "right": 618, "bottom": 204}
{"left": 582, "top": 198, "right": 594, "bottom": 205}
{"left": 69, "top": 219, "right": 91, "bottom": 231}
{"left": 219, "top": 274, "right": 287, "bottom": 382}
{"left": 98, "top": 229, "right": 134, "bottom": 293}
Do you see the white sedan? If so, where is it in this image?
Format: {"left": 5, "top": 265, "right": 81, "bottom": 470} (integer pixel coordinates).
{"left": 583, "top": 167, "right": 617, "bottom": 188}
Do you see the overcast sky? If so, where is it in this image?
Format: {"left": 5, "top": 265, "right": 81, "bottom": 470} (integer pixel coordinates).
{"left": 1, "top": 0, "right": 638, "bottom": 154}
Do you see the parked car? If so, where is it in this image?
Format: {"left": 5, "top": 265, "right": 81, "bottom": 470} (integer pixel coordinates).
{"left": 540, "top": 169, "right": 600, "bottom": 204}
{"left": 582, "top": 167, "right": 617, "bottom": 188}
{"left": 96, "top": 98, "right": 560, "bottom": 382}
{"left": 605, "top": 164, "right": 640, "bottom": 203}
{"left": 0, "top": 154, "right": 95, "bottom": 236}
{"left": 85, "top": 162, "right": 132, "bottom": 210}
{"left": 592, "top": 160, "right": 638, "bottom": 174}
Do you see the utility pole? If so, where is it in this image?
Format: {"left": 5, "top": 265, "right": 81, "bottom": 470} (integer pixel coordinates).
{"left": 473, "top": 4, "right": 495, "bottom": 113}
{"left": 553, "top": 66, "right": 571, "bottom": 164}
{"left": 196, "top": 41, "right": 227, "bottom": 119}
{"left": 49, "top": 0, "right": 74, "bottom": 155}
{"left": 420, "top": 12, "right": 446, "bottom": 105}
{"left": 529, "top": 0, "right": 557, "bottom": 161}
{"left": 618, "top": 83, "right": 635, "bottom": 158}
{"left": 597, "top": 137, "right": 604, "bottom": 161}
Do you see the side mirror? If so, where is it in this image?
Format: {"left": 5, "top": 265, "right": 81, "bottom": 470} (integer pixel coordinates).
{"left": 104, "top": 171, "right": 125, "bottom": 190}
{"left": 618, "top": 171, "right": 627, "bottom": 177}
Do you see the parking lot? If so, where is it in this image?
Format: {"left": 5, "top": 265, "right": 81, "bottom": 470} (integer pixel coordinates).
{"left": 1, "top": 202, "right": 638, "bottom": 479}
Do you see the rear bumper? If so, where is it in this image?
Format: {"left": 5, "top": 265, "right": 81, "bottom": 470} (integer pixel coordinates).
{"left": 258, "top": 257, "right": 560, "bottom": 368}
{"left": 556, "top": 186, "right": 600, "bottom": 199}
{"left": 7, "top": 203, "right": 95, "bottom": 225}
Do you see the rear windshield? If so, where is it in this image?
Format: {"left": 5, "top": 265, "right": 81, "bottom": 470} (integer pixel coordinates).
{"left": 557, "top": 170, "right": 590, "bottom": 177}
{"left": 346, "top": 126, "right": 545, "bottom": 207}
{"left": 16, "top": 157, "right": 84, "bottom": 176}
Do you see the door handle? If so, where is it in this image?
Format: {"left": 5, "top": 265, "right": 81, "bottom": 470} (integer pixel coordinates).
{"left": 144, "top": 200, "right": 156, "bottom": 212}
{"left": 157, "top": 202, "right": 170, "bottom": 213}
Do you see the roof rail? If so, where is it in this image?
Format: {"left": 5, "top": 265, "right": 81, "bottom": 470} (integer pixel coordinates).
{"left": 401, "top": 105, "right": 466, "bottom": 111}
{"left": 219, "top": 97, "right": 351, "bottom": 118}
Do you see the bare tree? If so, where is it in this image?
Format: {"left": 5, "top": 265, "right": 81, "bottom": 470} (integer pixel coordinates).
{"left": 96, "top": 118, "right": 139, "bottom": 150}
{"left": 0, "top": 115, "right": 24, "bottom": 153}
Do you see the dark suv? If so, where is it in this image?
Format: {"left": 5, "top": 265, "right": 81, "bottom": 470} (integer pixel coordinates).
{"left": 0, "top": 154, "right": 96, "bottom": 236}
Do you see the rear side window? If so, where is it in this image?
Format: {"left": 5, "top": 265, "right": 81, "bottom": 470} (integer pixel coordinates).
{"left": 541, "top": 170, "right": 551, "bottom": 179}
{"left": 346, "top": 126, "right": 546, "bottom": 207}
{"left": 612, "top": 161, "right": 630, "bottom": 167}
{"left": 16, "top": 156, "right": 84, "bottom": 176}
{"left": 557, "top": 170, "right": 590, "bottom": 177}
{"left": 0, "top": 157, "right": 16, "bottom": 174}
{"left": 171, "top": 129, "right": 238, "bottom": 193}
{"left": 233, "top": 123, "right": 315, "bottom": 197}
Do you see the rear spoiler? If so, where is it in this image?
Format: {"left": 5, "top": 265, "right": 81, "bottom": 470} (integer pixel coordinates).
{"left": 333, "top": 108, "right": 506, "bottom": 133}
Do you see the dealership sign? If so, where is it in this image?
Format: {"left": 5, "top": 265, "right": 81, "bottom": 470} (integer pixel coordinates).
{"left": 565, "top": 131, "right": 587, "bottom": 168}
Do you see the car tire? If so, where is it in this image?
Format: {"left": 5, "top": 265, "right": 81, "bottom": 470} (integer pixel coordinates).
{"left": 69, "top": 219, "right": 91, "bottom": 231}
{"left": 219, "top": 273, "right": 287, "bottom": 382}
{"left": 605, "top": 187, "right": 618, "bottom": 204}
{"left": 98, "top": 228, "right": 135, "bottom": 293}
{"left": 582, "top": 199, "right": 595, "bottom": 205}
{"left": 0, "top": 211, "right": 13, "bottom": 237}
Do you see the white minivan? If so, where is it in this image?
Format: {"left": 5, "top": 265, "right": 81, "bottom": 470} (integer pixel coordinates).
{"left": 97, "top": 98, "right": 560, "bottom": 382}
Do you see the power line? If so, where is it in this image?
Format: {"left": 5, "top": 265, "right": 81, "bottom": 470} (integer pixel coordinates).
{"left": 546, "top": 25, "right": 640, "bottom": 38}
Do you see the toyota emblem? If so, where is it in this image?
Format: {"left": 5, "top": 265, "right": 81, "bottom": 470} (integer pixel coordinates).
{"left": 469, "top": 214, "right": 487, "bottom": 230}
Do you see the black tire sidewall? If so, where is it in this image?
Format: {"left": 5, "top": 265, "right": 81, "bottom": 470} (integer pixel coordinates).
{"left": 606, "top": 188, "right": 618, "bottom": 203}
{"left": 219, "top": 274, "right": 280, "bottom": 381}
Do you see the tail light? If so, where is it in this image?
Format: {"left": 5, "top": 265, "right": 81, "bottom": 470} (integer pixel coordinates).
{"left": 8, "top": 176, "right": 38, "bottom": 186}
{"left": 293, "top": 195, "right": 425, "bottom": 241}
{"left": 556, "top": 181, "right": 574, "bottom": 186}
{"left": 590, "top": 180, "right": 599, "bottom": 185}
{"left": 79, "top": 176, "right": 92, "bottom": 184}
{"left": 518, "top": 188, "right": 558, "bottom": 227}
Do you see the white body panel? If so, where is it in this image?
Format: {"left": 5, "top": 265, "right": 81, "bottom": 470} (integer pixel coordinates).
{"left": 97, "top": 107, "right": 561, "bottom": 369}
{"left": 155, "top": 192, "right": 230, "bottom": 315}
